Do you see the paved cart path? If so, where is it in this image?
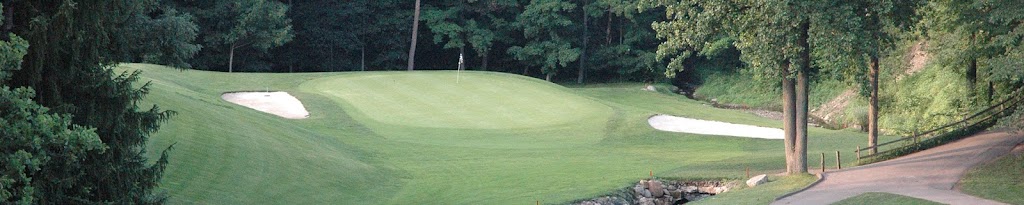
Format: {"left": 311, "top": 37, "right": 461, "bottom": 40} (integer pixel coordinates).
{"left": 773, "top": 130, "right": 1024, "bottom": 205}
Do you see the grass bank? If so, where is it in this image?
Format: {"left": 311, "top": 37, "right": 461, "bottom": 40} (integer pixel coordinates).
{"left": 960, "top": 150, "right": 1024, "bottom": 204}
{"left": 690, "top": 174, "right": 818, "bottom": 205}
{"left": 124, "top": 63, "right": 889, "bottom": 204}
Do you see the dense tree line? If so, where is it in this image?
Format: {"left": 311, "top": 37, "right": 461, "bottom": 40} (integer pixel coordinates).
{"left": 161, "top": 0, "right": 668, "bottom": 83}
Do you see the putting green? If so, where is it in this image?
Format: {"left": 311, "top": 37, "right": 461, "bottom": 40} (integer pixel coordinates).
{"left": 305, "top": 71, "right": 610, "bottom": 129}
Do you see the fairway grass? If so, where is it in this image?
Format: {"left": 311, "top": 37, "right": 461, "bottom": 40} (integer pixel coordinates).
{"left": 125, "top": 64, "right": 894, "bottom": 204}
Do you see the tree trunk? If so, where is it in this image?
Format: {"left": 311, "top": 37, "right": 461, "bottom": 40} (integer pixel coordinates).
{"left": 781, "top": 62, "right": 797, "bottom": 174}
{"left": 868, "top": 55, "right": 880, "bottom": 154}
{"left": 361, "top": 46, "right": 366, "bottom": 71}
{"left": 795, "top": 65, "right": 809, "bottom": 174}
{"left": 481, "top": 50, "right": 489, "bottom": 71}
{"left": 407, "top": 0, "right": 421, "bottom": 71}
{"left": 619, "top": 17, "right": 624, "bottom": 45}
{"left": 330, "top": 45, "right": 336, "bottom": 72}
{"left": 2, "top": 3, "right": 12, "bottom": 41}
{"left": 229, "top": 45, "right": 235, "bottom": 73}
{"left": 967, "top": 57, "right": 977, "bottom": 97}
{"left": 606, "top": 9, "right": 612, "bottom": 45}
{"left": 579, "top": 1, "right": 588, "bottom": 84}
{"left": 546, "top": 72, "right": 554, "bottom": 82}
{"left": 988, "top": 81, "right": 994, "bottom": 104}
{"left": 789, "top": 19, "right": 812, "bottom": 175}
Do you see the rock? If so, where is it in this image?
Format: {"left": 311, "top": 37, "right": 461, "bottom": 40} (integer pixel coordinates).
{"left": 634, "top": 184, "right": 645, "bottom": 196}
{"left": 714, "top": 186, "right": 730, "bottom": 194}
{"left": 654, "top": 198, "right": 668, "bottom": 205}
{"left": 638, "top": 197, "right": 655, "bottom": 205}
{"left": 746, "top": 174, "right": 769, "bottom": 187}
{"left": 682, "top": 186, "right": 698, "bottom": 193}
{"left": 669, "top": 190, "right": 682, "bottom": 199}
{"left": 698, "top": 186, "right": 716, "bottom": 194}
{"left": 643, "top": 189, "right": 653, "bottom": 198}
{"left": 648, "top": 180, "right": 665, "bottom": 198}
{"left": 643, "top": 85, "right": 657, "bottom": 92}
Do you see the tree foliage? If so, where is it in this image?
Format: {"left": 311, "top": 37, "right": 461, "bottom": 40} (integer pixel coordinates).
{"left": 175, "top": 0, "right": 293, "bottom": 72}
{"left": 125, "top": 6, "right": 202, "bottom": 69}
{"left": 422, "top": 0, "right": 518, "bottom": 70}
{"left": 508, "top": 0, "right": 581, "bottom": 81}
{"left": 0, "top": 86, "right": 105, "bottom": 204}
{"left": 5, "top": 0, "right": 178, "bottom": 203}
{"left": 584, "top": 0, "right": 665, "bottom": 82}
{"left": 270, "top": 0, "right": 412, "bottom": 72}
{"left": 642, "top": 0, "right": 926, "bottom": 174}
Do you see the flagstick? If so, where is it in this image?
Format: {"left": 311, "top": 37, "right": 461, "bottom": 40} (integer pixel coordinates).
{"left": 457, "top": 53, "right": 464, "bottom": 84}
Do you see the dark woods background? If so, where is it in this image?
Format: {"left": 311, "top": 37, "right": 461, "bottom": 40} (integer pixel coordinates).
{"left": 161, "top": 0, "right": 675, "bottom": 83}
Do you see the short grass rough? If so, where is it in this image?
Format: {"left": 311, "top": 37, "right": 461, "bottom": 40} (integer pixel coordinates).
{"left": 123, "top": 63, "right": 892, "bottom": 204}
{"left": 960, "top": 151, "right": 1024, "bottom": 205}
{"left": 688, "top": 174, "right": 818, "bottom": 205}
{"left": 832, "top": 192, "right": 944, "bottom": 205}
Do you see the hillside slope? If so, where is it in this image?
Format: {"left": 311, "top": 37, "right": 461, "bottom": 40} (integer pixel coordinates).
{"left": 125, "top": 63, "right": 885, "bottom": 204}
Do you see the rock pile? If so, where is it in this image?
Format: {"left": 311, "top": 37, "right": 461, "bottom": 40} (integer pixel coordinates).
{"left": 575, "top": 179, "right": 738, "bottom": 205}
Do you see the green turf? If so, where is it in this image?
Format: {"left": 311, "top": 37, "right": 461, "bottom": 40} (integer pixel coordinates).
{"left": 960, "top": 152, "right": 1024, "bottom": 205}
{"left": 832, "top": 192, "right": 944, "bottom": 205}
{"left": 308, "top": 72, "right": 610, "bottom": 129}
{"left": 124, "top": 63, "right": 895, "bottom": 204}
{"left": 691, "top": 174, "right": 818, "bottom": 205}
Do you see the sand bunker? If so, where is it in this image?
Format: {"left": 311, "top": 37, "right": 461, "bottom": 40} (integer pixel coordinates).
{"left": 648, "top": 115, "right": 783, "bottom": 139}
{"left": 222, "top": 92, "right": 309, "bottom": 119}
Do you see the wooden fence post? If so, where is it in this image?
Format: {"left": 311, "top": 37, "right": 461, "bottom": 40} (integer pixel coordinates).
{"left": 856, "top": 146, "right": 861, "bottom": 164}
{"left": 836, "top": 151, "right": 842, "bottom": 170}
{"left": 820, "top": 153, "right": 825, "bottom": 173}
{"left": 913, "top": 129, "right": 919, "bottom": 144}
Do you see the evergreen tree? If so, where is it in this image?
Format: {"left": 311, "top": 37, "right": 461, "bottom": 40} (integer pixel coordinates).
{"left": 0, "top": 86, "right": 105, "bottom": 204}
{"left": 5, "top": 1, "right": 180, "bottom": 203}
{"left": 0, "top": 8, "right": 105, "bottom": 203}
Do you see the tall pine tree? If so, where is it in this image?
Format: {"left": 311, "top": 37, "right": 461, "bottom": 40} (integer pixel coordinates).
{"left": 5, "top": 1, "right": 186, "bottom": 203}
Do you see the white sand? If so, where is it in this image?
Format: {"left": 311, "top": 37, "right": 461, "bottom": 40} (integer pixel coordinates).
{"left": 647, "top": 114, "right": 783, "bottom": 139}
{"left": 222, "top": 92, "right": 310, "bottom": 119}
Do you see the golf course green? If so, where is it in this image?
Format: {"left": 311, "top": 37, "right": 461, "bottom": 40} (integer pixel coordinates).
{"left": 127, "top": 63, "right": 892, "bottom": 204}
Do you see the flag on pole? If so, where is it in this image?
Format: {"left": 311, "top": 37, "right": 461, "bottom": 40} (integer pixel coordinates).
{"left": 457, "top": 53, "right": 464, "bottom": 83}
